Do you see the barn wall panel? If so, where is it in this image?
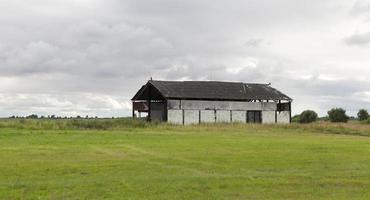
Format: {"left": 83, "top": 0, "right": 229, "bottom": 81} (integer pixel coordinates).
{"left": 232, "top": 111, "right": 246, "bottom": 123}
{"left": 200, "top": 110, "right": 215, "bottom": 123}
{"left": 180, "top": 100, "right": 263, "bottom": 111}
{"left": 181, "top": 100, "right": 229, "bottom": 110}
{"left": 277, "top": 111, "right": 290, "bottom": 123}
{"left": 217, "top": 110, "right": 231, "bottom": 123}
{"left": 262, "top": 111, "right": 276, "bottom": 124}
{"left": 242, "top": 102, "right": 262, "bottom": 111}
{"left": 167, "top": 100, "right": 181, "bottom": 109}
{"left": 167, "top": 110, "right": 183, "bottom": 124}
{"left": 262, "top": 102, "right": 277, "bottom": 111}
{"left": 184, "top": 110, "right": 199, "bottom": 125}
{"left": 229, "top": 102, "right": 262, "bottom": 110}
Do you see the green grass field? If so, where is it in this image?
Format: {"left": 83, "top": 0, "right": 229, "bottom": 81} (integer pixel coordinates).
{"left": 1, "top": 119, "right": 370, "bottom": 199}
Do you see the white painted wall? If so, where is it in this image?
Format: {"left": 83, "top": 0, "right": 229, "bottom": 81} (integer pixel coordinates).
{"left": 232, "top": 111, "right": 246, "bottom": 123}
{"left": 166, "top": 100, "right": 290, "bottom": 124}
{"left": 217, "top": 110, "right": 231, "bottom": 123}
{"left": 179, "top": 100, "right": 264, "bottom": 111}
{"left": 184, "top": 110, "right": 199, "bottom": 125}
{"left": 200, "top": 110, "right": 215, "bottom": 123}
{"left": 277, "top": 111, "right": 290, "bottom": 123}
{"left": 167, "top": 100, "right": 181, "bottom": 109}
{"left": 262, "top": 102, "right": 277, "bottom": 111}
{"left": 262, "top": 111, "right": 275, "bottom": 124}
{"left": 167, "top": 110, "right": 183, "bottom": 124}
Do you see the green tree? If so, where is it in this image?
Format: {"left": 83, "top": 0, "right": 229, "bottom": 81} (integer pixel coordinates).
{"left": 291, "top": 115, "right": 300, "bottom": 123}
{"left": 357, "top": 109, "right": 369, "bottom": 121}
{"left": 26, "top": 114, "right": 38, "bottom": 119}
{"left": 298, "top": 110, "right": 318, "bottom": 123}
{"left": 328, "top": 108, "right": 349, "bottom": 123}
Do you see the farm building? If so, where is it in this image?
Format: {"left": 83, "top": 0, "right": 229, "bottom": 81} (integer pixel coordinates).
{"left": 132, "top": 80, "right": 293, "bottom": 124}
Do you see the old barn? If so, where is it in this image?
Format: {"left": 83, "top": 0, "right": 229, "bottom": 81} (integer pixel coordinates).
{"left": 132, "top": 80, "right": 292, "bottom": 124}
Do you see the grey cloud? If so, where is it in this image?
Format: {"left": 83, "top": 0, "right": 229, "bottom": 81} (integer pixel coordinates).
{"left": 351, "top": 0, "right": 370, "bottom": 16}
{"left": 0, "top": 21, "right": 176, "bottom": 79}
{"left": 344, "top": 32, "right": 370, "bottom": 46}
{"left": 244, "top": 38, "right": 266, "bottom": 48}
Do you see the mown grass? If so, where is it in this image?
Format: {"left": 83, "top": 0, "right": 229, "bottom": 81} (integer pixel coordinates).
{"left": 0, "top": 119, "right": 370, "bottom": 199}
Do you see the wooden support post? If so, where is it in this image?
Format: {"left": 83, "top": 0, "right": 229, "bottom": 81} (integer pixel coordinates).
{"left": 275, "top": 111, "right": 277, "bottom": 124}
{"left": 246, "top": 111, "right": 249, "bottom": 123}
{"left": 148, "top": 85, "right": 151, "bottom": 122}
{"left": 182, "top": 110, "right": 185, "bottom": 125}
{"left": 214, "top": 109, "right": 217, "bottom": 122}
{"left": 230, "top": 110, "right": 232, "bottom": 123}
{"left": 164, "top": 100, "right": 168, "bottom": 122}
{"left": 132, "top": 101, "right": 135, "bottom": 118}
{"left": 245, "top": 111, "right": 248, "bottom": 123}
{"left": 199, "top": 110, "right": 201, "bottom": 124}
{"left": 289, "top": 102, "right": 292, "bottom": 123}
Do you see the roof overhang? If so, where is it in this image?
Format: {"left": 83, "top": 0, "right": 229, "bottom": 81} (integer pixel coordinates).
{"left": 131, "top": 82, "right": 166, "bottom": 101}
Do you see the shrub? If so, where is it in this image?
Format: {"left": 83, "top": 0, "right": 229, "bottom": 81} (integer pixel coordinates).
{"left": 328, "top": 108, "right": 349, "bottom": 123}
{"left": 291, "top": 115, "right": 300, "bottom": 123}
{"left": 357, "top": 109, "right": 369, "bottom": 121}
{"left": 26, "top": 114, "right": 38, "bottom": 119}
{"left": 298, "top": 110, "right": 318, "bottom": 124}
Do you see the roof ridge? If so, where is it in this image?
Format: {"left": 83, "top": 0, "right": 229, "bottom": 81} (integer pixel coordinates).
{"left": 150, "top": 80, "right": 270, "bottom": 85}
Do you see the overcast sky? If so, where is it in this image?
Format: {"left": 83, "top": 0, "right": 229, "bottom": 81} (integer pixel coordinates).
{"left": 1, "top": 0, "right": 370, "bottom": 117}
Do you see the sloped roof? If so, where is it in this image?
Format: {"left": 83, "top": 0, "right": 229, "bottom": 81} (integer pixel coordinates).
{"left": 132, "top": 80, "right": 292, "bottom": 101}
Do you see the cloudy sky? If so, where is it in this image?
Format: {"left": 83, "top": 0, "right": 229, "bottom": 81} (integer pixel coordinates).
{"left": 1, "top": 0, "right": 370, "bottom": 117}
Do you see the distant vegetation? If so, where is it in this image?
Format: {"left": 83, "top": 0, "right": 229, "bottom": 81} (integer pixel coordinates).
{"left": 3, "top": 107, "right": 369, "bottom": 130}
{"left": 0, "top": 118, "right": 160, "bottom": 130}
{"left": 297, "top": 110, "right": 318, "bottom": 124}
{"left": 293, "top": 108, "right": 369, "bottom": 124}
{"left": 9, "top": 114, "right": 100, "bottom": 119}
{"left": 328, "top": 108, "right": 349, "bottom": 123}
{"left": 358, "top": 109, "right": 369, "bottom": 121}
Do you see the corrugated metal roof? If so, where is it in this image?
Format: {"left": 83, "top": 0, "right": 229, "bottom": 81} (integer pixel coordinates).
{"left": 133, "top": 80, "right": 292, "bottom": 101}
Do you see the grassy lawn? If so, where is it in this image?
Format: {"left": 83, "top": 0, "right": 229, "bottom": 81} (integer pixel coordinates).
{"left": 1, "top": 121, "right": 370, "bottom": 199}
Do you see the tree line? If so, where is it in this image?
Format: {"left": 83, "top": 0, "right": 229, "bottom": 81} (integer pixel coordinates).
{"left": 293, "top": 108, "right": 369, "bottom": 123}
{"left": 8, "top": 115, "right": 104, "bottom": 119}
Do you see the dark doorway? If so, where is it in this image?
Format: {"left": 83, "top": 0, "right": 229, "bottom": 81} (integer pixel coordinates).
{"left": 247, "top": 111, "right": 262, "bottom": 123}
{"left": 149, "top": 102, "right": 166, "bottom": 122}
